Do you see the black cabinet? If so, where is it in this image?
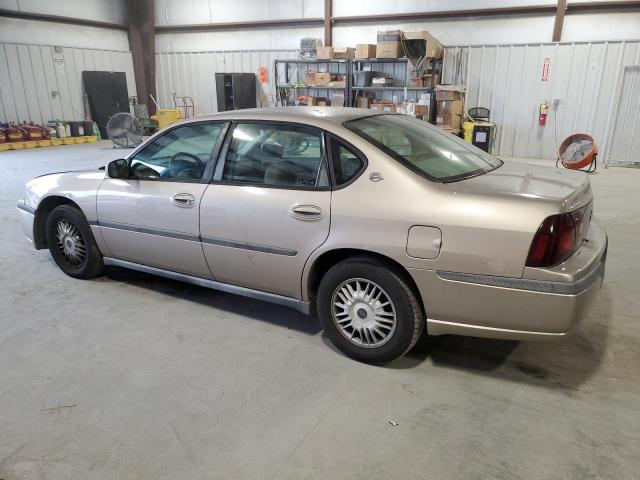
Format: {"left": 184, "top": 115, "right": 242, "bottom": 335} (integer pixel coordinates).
{"left": 215, "top": 73, "right": 257, "bottom": 111}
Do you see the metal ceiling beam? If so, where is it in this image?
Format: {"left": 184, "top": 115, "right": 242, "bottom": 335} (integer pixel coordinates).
{"left": 553, "top": 0, "right": 567, "bottom": 42}
{"left": 155, "top": 18, "right": 323, "bottom": 34}
{"left": 0, "top": 8, "right": 127, "bottom": 30}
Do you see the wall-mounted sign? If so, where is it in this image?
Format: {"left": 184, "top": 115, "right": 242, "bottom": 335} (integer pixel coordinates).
{"left": 542, "top": 57, "right": 550, "bottom": 81}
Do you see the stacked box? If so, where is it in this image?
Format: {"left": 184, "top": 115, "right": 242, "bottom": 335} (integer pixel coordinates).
{"left": 376, "top": 30, "right": 403, "bottom": 58}
{"left": 402, "top": 31, "right": 443, "bottom": 59}
{"left": 317, "top": 46, "right": 334, "bottom": 59}
{"left": 333, "top": 47, "right": 355, "bottom": 59}
{"left": 355, "top": 44, "right": 376, "bottom": 59}
{"left": 435, "top": 89, "right": 463, "bottom": 129}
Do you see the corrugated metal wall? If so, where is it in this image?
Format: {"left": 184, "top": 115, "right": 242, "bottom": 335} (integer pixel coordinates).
{"left": 442, "top": 40, "right": 640, "bottom": 163}
{"left": 0, "top": 42, "right": 136, "bottom": 124}
{"left": 155, "top": 50, "right": 299, "bottom": 114}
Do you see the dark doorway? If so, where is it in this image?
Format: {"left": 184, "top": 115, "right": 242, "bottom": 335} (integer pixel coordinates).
{"left": 82, "top": 71, "right": 129, "bottom": 139}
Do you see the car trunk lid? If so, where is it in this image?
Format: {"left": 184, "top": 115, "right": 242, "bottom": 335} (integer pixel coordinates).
{"left": 449, "top": 160, "right": 592, "bottom": 212}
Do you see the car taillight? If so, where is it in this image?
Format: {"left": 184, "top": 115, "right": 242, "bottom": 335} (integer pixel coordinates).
{"left": 526, "top": 204, "right": 590, "bottom": 268}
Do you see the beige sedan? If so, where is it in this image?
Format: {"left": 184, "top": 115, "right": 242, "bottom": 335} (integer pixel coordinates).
{"left": 17, "top": 107, "right": 607, "bottom": 364}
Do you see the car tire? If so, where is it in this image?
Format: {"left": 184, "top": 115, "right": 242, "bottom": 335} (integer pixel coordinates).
{"left": 317, "top": 256, "right": 424, "bottom": 365}
{"left": 45, "top": 204, "right": 104, "bottom": 279}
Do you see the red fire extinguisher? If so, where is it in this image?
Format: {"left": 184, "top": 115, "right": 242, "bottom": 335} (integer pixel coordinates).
{"left": 539, "top": 101, "right": 549, "bottom": 127}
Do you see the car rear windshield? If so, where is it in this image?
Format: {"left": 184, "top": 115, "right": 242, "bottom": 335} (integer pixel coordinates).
{"left": 344, "top": 114, "right": 502, "bottom": 182}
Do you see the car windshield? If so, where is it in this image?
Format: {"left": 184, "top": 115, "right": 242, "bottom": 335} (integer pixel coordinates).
{"left": 344, "top": 114, "right": 502, "bottom": 182}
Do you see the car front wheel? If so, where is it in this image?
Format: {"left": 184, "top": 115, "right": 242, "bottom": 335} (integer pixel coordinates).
{"left": 317, "top": 257, "right": 424, "bottom": 364}
{"left": 45, "top": 204, "right": 104, "bottom": 279}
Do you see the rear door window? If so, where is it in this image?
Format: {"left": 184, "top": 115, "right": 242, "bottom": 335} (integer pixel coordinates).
{"left": 221, "top": 123, "right": 326, "bottom": 188}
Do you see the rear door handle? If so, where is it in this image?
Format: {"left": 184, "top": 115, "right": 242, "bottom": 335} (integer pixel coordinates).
{"left": 172, "top": 193, "right": 195, "bottom": 208}
{"left": 291, "top": 204, "right": 322, "bottom": 221}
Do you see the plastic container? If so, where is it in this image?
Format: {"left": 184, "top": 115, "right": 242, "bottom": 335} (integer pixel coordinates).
{"left": 82, "top": 121, "right": 94, "bottom": 136}
{"left": 69, "top": 122, "right": 80, "bottom": 137}
{"left": 151, "top": 109, "right": 182, "bottom": 130}
{"left": 55, "top": 123, "right": 66, "bottom": 138}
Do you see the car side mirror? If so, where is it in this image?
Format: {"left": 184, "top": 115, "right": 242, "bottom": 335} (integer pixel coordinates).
{"left": 107, "top": 159, "right": 129, "bottom": 178}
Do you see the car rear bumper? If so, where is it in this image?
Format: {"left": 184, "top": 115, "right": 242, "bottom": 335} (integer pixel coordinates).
{"left": 17, "top": 200, "right": 35, "bottom": 245}
{"left": 409, "top": 223, "right": 607, "bottom": 340}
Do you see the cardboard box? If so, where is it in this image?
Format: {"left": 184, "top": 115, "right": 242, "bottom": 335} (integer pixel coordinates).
{"left": 423, "top": 73, "right": 439, "bottom": 88}
{"left": 314, "top": 72, "right": 332, "bottom": 86}
{"left": 305, "top": 96, "right": 317, "bottom": 106}
{"left": 329, "top": 80, "right": 346, "bottom": 88}
{"left": 331, "top": 93, "right": 345, "bottom": 107}
{"left": 356, "top": 96, "right": 371, "bottom": 109}
{"left": 377, "top": 30, "right": 403, "bottom": 42}
{"left": 370, "top": 103, "right": 396, "bottom": 112}
{"left": 403, "top": 31, "right": 443, "bottom": 59}
{"left": 437, "top": 100, "right": 463, "bottom": 115}
{"left": 435, "top": 89, "right": 462, "bottom": 101}
{"left": 372, "top": 76, "right": 392, "bottom": 86}
{"left": 441, "top": 127, "right": 462, "bottom": 136}
{"left": 436, "top": 113, "right": 462, "bottom": 128}
{"left": 303, "top": 71, "right": 317, "bottom": 85}
{"left": 317, "top": 98, "right": 328, "bottom": 106}
{"left": 413, "top": 104, "right": 430, "bottom": 116}
{"left": 316, "top": 46, "right": 334, "bottom": 59}
{"left": 410, "top": 76, "right": 425, "bottom": 87}
{"left": 355, "top": 44, "right": 377, "bottom": 59}
{"left": 333, "top": 47, "right": 355, "bottom": 59}
{"left": 376, "top": 42, "right": 403, "bottom": 58}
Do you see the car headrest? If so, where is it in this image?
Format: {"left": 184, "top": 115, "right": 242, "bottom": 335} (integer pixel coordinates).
{"left": 261, "top": 142, "right": 284, "bottom": 158}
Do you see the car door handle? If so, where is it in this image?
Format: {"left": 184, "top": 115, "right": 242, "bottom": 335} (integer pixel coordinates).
{"left": 291, "top": 204, "right": 323, "bottom": 221}
{"left": 172, "top": 193, "right": 195, "bottom": 208}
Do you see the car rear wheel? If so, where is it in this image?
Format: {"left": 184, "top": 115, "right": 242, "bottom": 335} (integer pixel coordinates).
{"left": 317, "top": 257, "right": 424, "bottom": 364}
{"left": 45, "top": 205, "right": 104, "bottom": 279}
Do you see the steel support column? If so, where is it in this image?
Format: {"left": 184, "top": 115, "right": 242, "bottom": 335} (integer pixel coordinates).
{"left": 324, "top": 0, "right": 332, "bottom": 47}
{"left": 127, "top": 0, "right": 156, "bottom": 115}
{"left": 553, "top": 0, "right": 567, "bottom": 42}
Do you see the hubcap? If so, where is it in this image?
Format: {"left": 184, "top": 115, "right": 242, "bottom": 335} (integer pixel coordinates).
{"left": 55, "top": 220, "right": 86, "bottom": 266}
{"left": 331, "top": 278, "right": 397, "bottom": 348}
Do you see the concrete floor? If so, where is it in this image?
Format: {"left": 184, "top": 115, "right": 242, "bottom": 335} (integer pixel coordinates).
{"left": 1, "top": 141, "right": 639, "bottom": 480}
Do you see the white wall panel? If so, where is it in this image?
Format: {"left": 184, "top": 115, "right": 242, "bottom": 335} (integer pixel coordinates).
{"left": 333, "top": 15, "right": 557, "bottom": 47}
{"left": 156, "top": 27, "right": 324, "bottom": 52}
{"left": 563, "top": 11, "right": 640, "bottom": 43}
{"left": 0, "top": 17, "right": 130, "bottom": 51}
{"left": 442, "top": 41, "right": 640, "bottom": 162}
{"left": 0, "top": 42, "right": 135, "bottom": 124}
{"left": 155, "top": 0, "right": 322, "bottom": 26}
{"left": 155, "top": 49, "right": 298, "bottom": 114}
{"left": 0, "top": 0, "right": 127, "bottom": 25}
{"left": 333, "top": 0, "right": 553, "bottom": 17}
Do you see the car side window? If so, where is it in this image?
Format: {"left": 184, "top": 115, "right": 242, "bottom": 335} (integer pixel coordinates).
{"left": 129, "top": 123, "right": 224, "bottom": 181}
{"left": 222, "top": 123, "right": 324, "bottom": 188}
{"left": 329, "top": 138, "right": 365, "bottom": 186}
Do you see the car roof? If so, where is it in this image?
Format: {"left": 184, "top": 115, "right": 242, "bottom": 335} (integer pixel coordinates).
{"left": 172, "top": 107, "right": 386, "bottom": 130}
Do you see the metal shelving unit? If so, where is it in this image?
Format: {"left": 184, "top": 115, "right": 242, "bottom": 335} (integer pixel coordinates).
{"left": 351, "top": 57, "right": 441, "bottom": 122}
{"left": 274, "top": 57, "right": 442, "bottom": 120}
{"left": 274, "top": 59, "right": 351, "bottom": 107}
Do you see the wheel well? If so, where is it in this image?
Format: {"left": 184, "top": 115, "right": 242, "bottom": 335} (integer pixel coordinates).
{"left": 306, "top": 248, "right": 425, "bottom": 313}
{"left": 33, "top": 196, "right": 80, "bottom": 249}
